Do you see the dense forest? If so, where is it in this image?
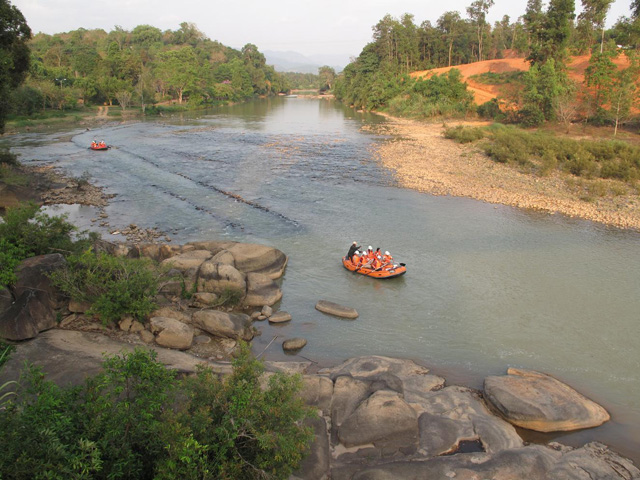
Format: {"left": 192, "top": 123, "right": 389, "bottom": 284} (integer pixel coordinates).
{"left": 334, "top": 0, "right": 640, "bottom": 128}
{"left": 9, "top": 22, "right": 292, "bottom": 116}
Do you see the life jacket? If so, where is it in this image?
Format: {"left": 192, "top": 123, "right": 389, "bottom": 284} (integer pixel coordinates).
{"left": 352, "top": 254, "right": 360, "bottom": 264}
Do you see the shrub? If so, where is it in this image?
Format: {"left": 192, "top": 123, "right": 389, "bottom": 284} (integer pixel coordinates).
{"left": 213, "top": 286, "right": 245, "bottom": 307}
{"left": 0, "top": 203, "right": 91, "bottom": 288}
{"left": 50, "top": 251, "right": 163, "bottom": 323}
{"left": 178, "top": 343, "right": 315, "bottom": 479}
{"left": 0, "top": 149, "right": 18, "bottom": 166}
{"left": 444, "top": 125, "right": 485, "bottom": 143}
{"left": 0, "top": 346, "right": 314, "bottom": 480}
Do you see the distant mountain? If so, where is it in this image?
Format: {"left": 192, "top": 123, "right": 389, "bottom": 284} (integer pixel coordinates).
{"left": 263, "top": 50, "right": 352, "bottom": 74}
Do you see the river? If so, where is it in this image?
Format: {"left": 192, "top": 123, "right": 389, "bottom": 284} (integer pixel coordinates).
{"left": 3, "top": 97, "right": 640, "bottom": 462}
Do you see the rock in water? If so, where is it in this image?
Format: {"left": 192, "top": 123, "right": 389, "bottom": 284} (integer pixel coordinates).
{"left": 282, "top": 338, "right": 307, "bottom": 351}
{"left": 315, "top": 300, "right": 358, "bottom": 319}
{"left": 268, "top": 311, "right": 292, "bottom": 324}
{"left": 484, "top": 368, "right": 610, "bottom": 432}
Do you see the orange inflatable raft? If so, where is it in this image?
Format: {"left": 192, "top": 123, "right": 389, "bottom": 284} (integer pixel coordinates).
{"left": 342, "top": 257, "right": 407, "bottom": 279}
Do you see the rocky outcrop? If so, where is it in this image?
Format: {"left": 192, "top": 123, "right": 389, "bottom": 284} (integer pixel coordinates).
{"left": 315, "top": 300, "right": 358, "bottom": 319}
{"left": 339, "top": 390, "right": 418, "bottom": 451}
{"left": 13, "top": 253, "right": 67, "bottom": 309}
{"left": 0, "top": 289, "right": 56, "bottom": 341}
{"left": 197, "top": 261, "right": 246, "bottom": 293}
{"left": 0, "top": 335, "right": 636, "bottom": 480}
{"left": 191, "top": 310, "right": 254, "bottom": 341}
{"left": 484, "top": 368, "right": 611, "bottom": 432}
{"left": 0, "top": 287, "right": 12, "bottom": 314}
{"left": 243, "top": 273, "right": 282, "bottom": 307}
{"left": 149, "top": 316, "right": 194, "bottom": 350}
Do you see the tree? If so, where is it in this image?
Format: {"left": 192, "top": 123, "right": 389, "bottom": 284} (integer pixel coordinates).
{"left": 0, "top": 0, "right": 31, "bottom": 133}
{"left": 318, "top": 65, "right": 336, "bottom": 91}
{"left": 155, "top": 46, "right": 199, "bottom": 103}
{"left": 610, "top": 53, "right": 639, "bottom": 136}
{"left": 438, "top": 11, "right": 463, "bottom": 67}
{"left": 576, "top": 0, "right": 614, "bottom": 53}
{"left": 584, "top": 46, "right": 617, "bottom": 117}
{"left": 467, "top": 0, "right": 494, "bottom": 61}
{"left": 115, "top": 90, "right": 132, "bottom": 110}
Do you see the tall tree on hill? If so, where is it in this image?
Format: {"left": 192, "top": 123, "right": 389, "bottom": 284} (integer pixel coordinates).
{"left": 576, "top": 0, "right": 614, "bottom": 53}
{"left": 466, "top": 0, "right": 494, "bottom": 61}
{"left": 0, "top": 0, "right": 31, "bottom": 133}
{"left": 523, "top": 0, "right": 545, "bottom": 56}
{"left": 438, "top": 11, "right": 463, "bottom": 67}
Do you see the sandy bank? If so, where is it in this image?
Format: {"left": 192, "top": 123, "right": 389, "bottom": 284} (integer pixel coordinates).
{"left": 369, "top": 116, "right": 640, "bottom": 231}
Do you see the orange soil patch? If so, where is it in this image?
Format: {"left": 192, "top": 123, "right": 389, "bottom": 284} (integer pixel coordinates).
{"left": 411, "top": 54, "right": 632, "bottom": 105}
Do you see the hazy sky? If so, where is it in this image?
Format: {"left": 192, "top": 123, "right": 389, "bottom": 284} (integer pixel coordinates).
{"left": 11, "top": 0, "right": 633, "bottom": 58}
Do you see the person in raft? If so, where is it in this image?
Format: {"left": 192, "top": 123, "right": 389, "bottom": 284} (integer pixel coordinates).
{"left": 91, "top": 140, "right": 97, "bottom": 148}
{"left": 346, "top": 241, "right": 361, "bottom": 261}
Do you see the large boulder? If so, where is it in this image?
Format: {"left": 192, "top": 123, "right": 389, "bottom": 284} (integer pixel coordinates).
{"left": 160, "top": 250, "right": 212, "bottom": 272}
{"left": 292, "top": 416, "right": 330, "bottom": 480}
{"left": 0, "top": 289, "right": 57, "bottom": 341}
{"left": 338, "top": 390, "right": 419, "bottom": 451}
{"left": 197, "top": 260, "right": 246, "bottom": 293}
{"left": 191, "top": 310, "right": 254, "bottom": 341}
{"left": 0, "top": 287, "right": 13, "bottom": 314}
{"left": 484, "top": 368, "right": 611, "bottom": 432}
{"left": 243, "top": 273, "right": 282, "bottom": 307}
{"left": 225, "top": 242, "right": 288, "bottom": 279}
{"left": 331, "top": 376, "right": 371, "bottom": 437}
{"left": 299, "top": 375, "right": 334, "bottom": 415}
{"left": 149, "top": 306, "right": 191, "bottom": 325}
{"left": 13, "top": 253, "right": 67, "bottom": 309}
{"left": 150, "top": 316, "right": 194, "bottom": 350}
{"left": 414, "top": 385, "right": 523, "bottom": 456}
{"left": 321, "top": 355, "right": 431, "bottom": 381}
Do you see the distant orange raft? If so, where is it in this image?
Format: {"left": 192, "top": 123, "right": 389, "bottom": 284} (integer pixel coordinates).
{"left": 342, "top": 257, "right": 407, "bottom": 279}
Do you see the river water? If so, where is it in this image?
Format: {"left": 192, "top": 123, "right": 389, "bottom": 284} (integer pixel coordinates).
{"left": 3, "top": 97, "right": 640, "bottom": 462}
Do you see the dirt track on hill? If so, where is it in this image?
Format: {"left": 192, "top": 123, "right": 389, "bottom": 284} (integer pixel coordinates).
{"left": 369, "top": 116, "right": 640, "bottom": 230}
{"left": 411, "top": 54, "right": 632, "bottom": 106}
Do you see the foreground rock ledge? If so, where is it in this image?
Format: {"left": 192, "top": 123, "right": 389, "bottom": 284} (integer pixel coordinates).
{"left": 484, "top": 368, "right": 611, "bottom": 432}
{"left": 0, "top": 334, "right": 636, "bottom": 480}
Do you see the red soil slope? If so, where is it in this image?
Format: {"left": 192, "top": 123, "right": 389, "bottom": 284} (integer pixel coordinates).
{"left": 411, "top": 54, "right": 631, "bottom": 105}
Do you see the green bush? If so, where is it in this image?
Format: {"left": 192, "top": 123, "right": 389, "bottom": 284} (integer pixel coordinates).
{"left": 50, "top": 251, "right": 162, "bottom": 324}
{"left": 0, "top": 346, "right": 314, "bottom": 480}
{"left": 177, "top": 343, "right": 315, "bottom": 479}
{"left": 0, "top": 149, "right": 18, "bottom": 166}
{"left": 444, "top": 125, "right": 485, "bottom": 143}
{"left": 0, "top": 203, "right": 91, "bottom": 288}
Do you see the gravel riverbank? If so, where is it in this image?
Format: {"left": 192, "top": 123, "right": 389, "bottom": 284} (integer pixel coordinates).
{"left": 370, "top": 116, "right": 640, "bottom": 231}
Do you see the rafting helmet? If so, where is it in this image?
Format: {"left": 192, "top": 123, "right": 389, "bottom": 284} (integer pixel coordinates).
{"left": 385, "top": 251, "right": 390, "bottom": 255}
{"left": 368, "top": 246, "right": 372, "bottom": 250}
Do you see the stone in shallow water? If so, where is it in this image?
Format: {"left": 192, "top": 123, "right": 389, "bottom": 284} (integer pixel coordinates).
{"left": 282, "top": 337, "right": 307, "bottom": 351}
{"left": 483, "top": 368, "right": 610, "bottom": 432}
{"left": 315, "top": 300, "right": 358, "bottom": 319}
{"left": 269, "top": 311, "right": 292, "bottom": 324}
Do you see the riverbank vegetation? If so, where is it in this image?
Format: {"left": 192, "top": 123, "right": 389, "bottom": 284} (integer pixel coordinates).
{"left": 7, "top": 22, "right": 290, "bottom": 120}
{"left": 0, "top": 345, "right": 314, "bottom": 479}
{"left": 445, "top": 124, "right": 640, "bottom": 185}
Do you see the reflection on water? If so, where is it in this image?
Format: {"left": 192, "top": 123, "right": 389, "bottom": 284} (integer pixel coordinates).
{"left": 4, "top": 98, "right": 640, "bottom": 463}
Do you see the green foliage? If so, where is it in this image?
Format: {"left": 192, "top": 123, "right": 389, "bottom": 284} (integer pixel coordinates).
{"left": 0, "top": 203, "right": 89, "bottom": 287}
{"left": 0, "top": 346, "right": 314, "bottom": 480}
{"left": 444, "top": 125, "right": 486, "bottom": 143}
{"left": 212, "top": 286, "right": 245, "bottom": 307}
{"left": 178, "top": 343, "right": 315, "bottom": 479}
{"left": 479, "top": 124, "right": 640, "bottom": 181}
{"left": 0, "top": 148, "right": 19, "bottom": 166}
{"left": 50, "top": 251, "right": 162, "bottom": 323}
{"left": 0, "top": 0, "right": 31, "bottom": 133}
{"left": 469, "top": 71, "right": 526, "bottom": 85}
